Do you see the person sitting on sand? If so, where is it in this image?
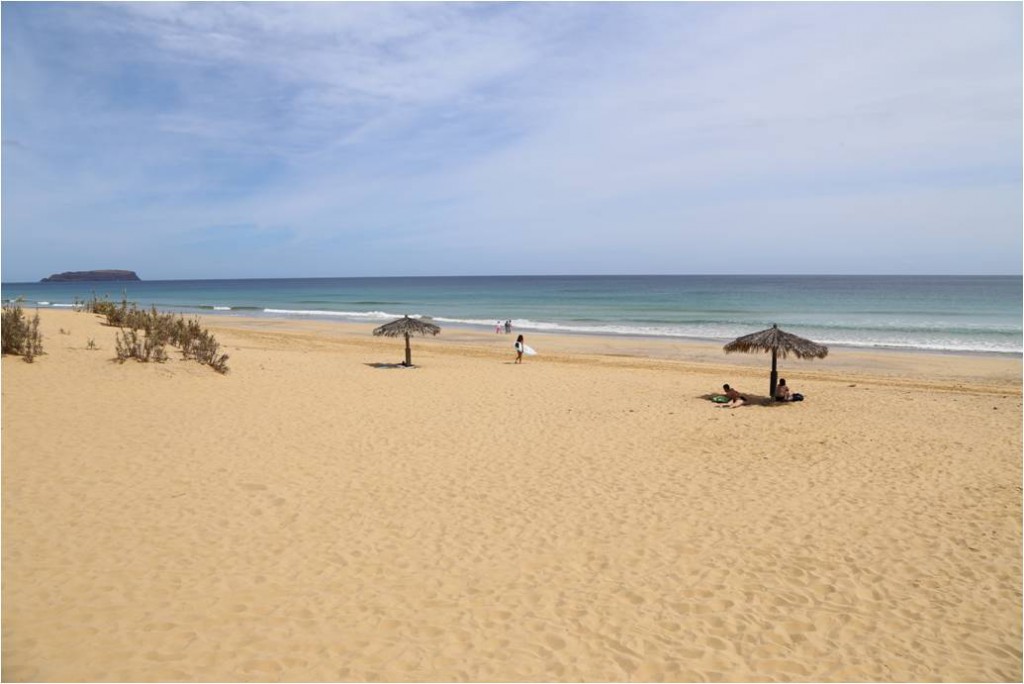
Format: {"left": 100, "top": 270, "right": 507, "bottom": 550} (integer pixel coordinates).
{"left": 719, "top": 383, "right": 746, "bottom": 408}
{"left": 775, "top": 379, "right": 805, "bottom": 402}
{"left": 775, "top": 378, "right": 792, "bottom": 401}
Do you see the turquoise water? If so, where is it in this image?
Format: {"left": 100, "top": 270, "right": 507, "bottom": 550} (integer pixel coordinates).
{"left": 2, "top": 275, "right": 1021, "bottom": 354}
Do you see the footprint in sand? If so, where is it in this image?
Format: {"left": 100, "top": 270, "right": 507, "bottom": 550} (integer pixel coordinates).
{"left": 782, "top": 619, "right": 817, "bottom": 634}
{"left": 142, "top": 622, "right": 177, "bottom": 632}
{"left": 755, "top": 659, "right": 810, "bottom": 676}
{"left": 145, "top": 651, "right": 187, "bottom": 662}
{"left": 545, "top": 634, "right": 567, "bottom": 650}
{"left": 704, "top": 636, "right": 729, "bottom": 651}
{"left": 677, "top": 646, "right": 704, "bottom": 659}
{"left": 613, "top": 654, "right": 638, "bottom": 675}
{"left": 242, "top": 659, "right": 283, "bottom": 674}
{"left": 621, "top": 590, "right": 645, "bottom": 605}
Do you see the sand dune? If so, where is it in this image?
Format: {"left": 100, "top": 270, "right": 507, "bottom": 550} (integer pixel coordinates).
{"left": 3, "top": 308, "right": 1021, "bottom": 681}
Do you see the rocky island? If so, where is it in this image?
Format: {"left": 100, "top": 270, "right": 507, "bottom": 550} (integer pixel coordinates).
{"left": 41, "top": 270, "right": 141, "bottom": 283}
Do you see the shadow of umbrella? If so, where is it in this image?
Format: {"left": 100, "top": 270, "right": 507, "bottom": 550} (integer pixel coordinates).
{"left": 724, "top": 324, "right": 828, "bottom": 399}
{"left": 372, "top": 315, "right": 441, "bottom": 367}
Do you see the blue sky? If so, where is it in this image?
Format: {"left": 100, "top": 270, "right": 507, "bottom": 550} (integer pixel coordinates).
{"left": 2, "top": 1, "right": 1021, "bottom": 281}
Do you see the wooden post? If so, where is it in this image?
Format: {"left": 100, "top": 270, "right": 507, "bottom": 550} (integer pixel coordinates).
{"left": 770, "top": 348, "right": 778, "bottom": 400}
{"left": 404, "top": 333, "right": 412, "bottom": 366}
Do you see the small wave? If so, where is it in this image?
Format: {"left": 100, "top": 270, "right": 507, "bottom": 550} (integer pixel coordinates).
{"left": 432, "top": 316, "right": 514, "bottom": 328}
{"left": 27, "top": 301, "right": 74, "bottom": 308}
{"left": 428, "top": 316, "right": 1022, "bottom": 354}
{"left": 297, "top": 299, "right": 404, "bottom": 306}
{"left": 194, "top": 305, "right": 260, "bottom": 311}
{"left": 812, "top": 337, "right": 1022, "bottom": 355}
{"left": 263, "top": 308, "right": 418, "bottom": 321}
{"left": 160, "top": 305, "right": 1020, "bottom": 356}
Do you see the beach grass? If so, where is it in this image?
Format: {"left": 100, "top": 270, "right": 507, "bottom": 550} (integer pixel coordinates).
{"left": 81, "top": 296, "right": 229, "bottom": 373}
{"left": 1, "top": 302, "right": 44, "bottom": 362}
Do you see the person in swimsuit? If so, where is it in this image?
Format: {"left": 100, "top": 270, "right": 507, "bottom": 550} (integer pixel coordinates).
{"left": 719, "top": 383, "right": 747, "bottom": 408}
{"left": 514, "top": 334, "right": 525, "bottom": 364}
{"left": 775, "top": 378, "right": 804, "bottom": 402}
{"left": 775, "top": 378, "right": 792, "bottom": 401}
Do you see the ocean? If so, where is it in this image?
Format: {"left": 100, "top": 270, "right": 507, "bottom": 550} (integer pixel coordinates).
{"left": 2, "top": 275, "right": 1021, "bottom": 355}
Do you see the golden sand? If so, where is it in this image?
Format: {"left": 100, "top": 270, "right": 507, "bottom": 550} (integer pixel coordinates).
{"left": 3, "top": 308, "right": 1021, "bottom": 682}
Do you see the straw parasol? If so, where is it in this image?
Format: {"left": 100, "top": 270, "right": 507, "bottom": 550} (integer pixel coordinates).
{"left": 723, "top": 324, "right": 828, "bottom": 399}
{"left": 372, "top": 315, "right": 441, "bottom": 367}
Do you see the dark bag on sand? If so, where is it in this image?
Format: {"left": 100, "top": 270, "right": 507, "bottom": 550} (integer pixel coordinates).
{"left": 792, "top": 393, "right": 804, "bottom": 402}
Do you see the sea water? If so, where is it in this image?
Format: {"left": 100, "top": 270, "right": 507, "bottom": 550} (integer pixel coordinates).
{"left": 2, "top": 275, "right": 1020, "bottom": 355}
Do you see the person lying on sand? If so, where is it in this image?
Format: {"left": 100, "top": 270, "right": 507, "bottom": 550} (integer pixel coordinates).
{"left": 719, "top": 383, "right": 747, "bottom": 408}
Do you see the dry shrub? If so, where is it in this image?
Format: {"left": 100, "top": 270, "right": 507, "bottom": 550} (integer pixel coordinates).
{"left": 92, "top": 297, "right": 228, "bottom": 373}
{"left": 114, "top": 327, "right": 168, "bottom": 364}
{"left": 1, "top": 302, "right": 44, "bottom": 362}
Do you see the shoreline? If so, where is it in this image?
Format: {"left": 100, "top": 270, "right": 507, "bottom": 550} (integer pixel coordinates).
{"left": 201, "top": 311, "right": 1023, "bottom": 392}
{"left": 244, "top": 312, "right": 1024, "bottom": 359}
{"left": 4, "top": 307, "right": 1022, "bottom": 393}
{"left": 4, "top": 278, "right": 1019, "bottom": 356}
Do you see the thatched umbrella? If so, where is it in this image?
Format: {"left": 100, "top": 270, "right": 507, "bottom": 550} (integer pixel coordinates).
{"left": 372, "top": 315, "right": 441, "bottom": 366}
{"left": 723, "top": 324, "right": 828, "bottom": 399}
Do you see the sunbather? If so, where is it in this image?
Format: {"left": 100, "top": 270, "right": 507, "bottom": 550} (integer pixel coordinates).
{"left": 719, "top": 383, "right": 747, "bottom": 408}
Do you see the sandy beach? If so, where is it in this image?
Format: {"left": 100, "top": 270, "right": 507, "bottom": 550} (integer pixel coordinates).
{"left": 2, "top": 307, "right": 1021, "bottom": 682}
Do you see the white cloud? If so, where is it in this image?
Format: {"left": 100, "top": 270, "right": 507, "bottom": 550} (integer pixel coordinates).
{"left": 1, "top": 2, "right": 1020, "bottom": 280}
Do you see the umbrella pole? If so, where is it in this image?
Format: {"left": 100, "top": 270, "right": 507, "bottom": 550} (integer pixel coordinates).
{"left": 770, "top": 349, "right": 778, "bottom": 400}
{"left": 404, "top": 333, "right": 412, "bottom": 366}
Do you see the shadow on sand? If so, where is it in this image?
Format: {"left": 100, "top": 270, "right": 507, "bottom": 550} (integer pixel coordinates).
{"left": 699, "top": 392, "right": 784, "bottom": 407}
{"left": 366, "top": 362, "right": 417, "bottom": 369}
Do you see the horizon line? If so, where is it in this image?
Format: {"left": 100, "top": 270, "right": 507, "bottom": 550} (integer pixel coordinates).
{"left": 3, "top": 272, "right": 1023, "bottom": 285}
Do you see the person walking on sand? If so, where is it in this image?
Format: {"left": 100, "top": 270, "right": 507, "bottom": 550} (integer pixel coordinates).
{"left": 719, "top": 383, "right": 747, "bottom": 408}
{"left": 514, "top": 334, "right": 525, "bottom": 364}
{"left": 496, "top": 321, "right": 502, "bottom": 334}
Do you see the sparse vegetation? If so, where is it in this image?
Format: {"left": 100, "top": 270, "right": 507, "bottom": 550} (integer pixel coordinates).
{"left": 1, "top": 302, "right": 44, "bottom": 362}
{"left": 2, "top": 296, "right": 229, "bottom": 373}
{"left": 176, "top": 317, "right": 230, "bottom": 374}
{"left": 83, "top": 295, "right": 229, "bottom": 373}
{"left": 80, "top": 293, "right": 133, "bottom": 326}
{"left": 115, "top": 326, "right": 169, "bottom": 364}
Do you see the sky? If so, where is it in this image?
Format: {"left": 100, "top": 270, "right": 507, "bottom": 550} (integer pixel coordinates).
{"left": 1, "top": 1, "right": 1021, "bottom": 281}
